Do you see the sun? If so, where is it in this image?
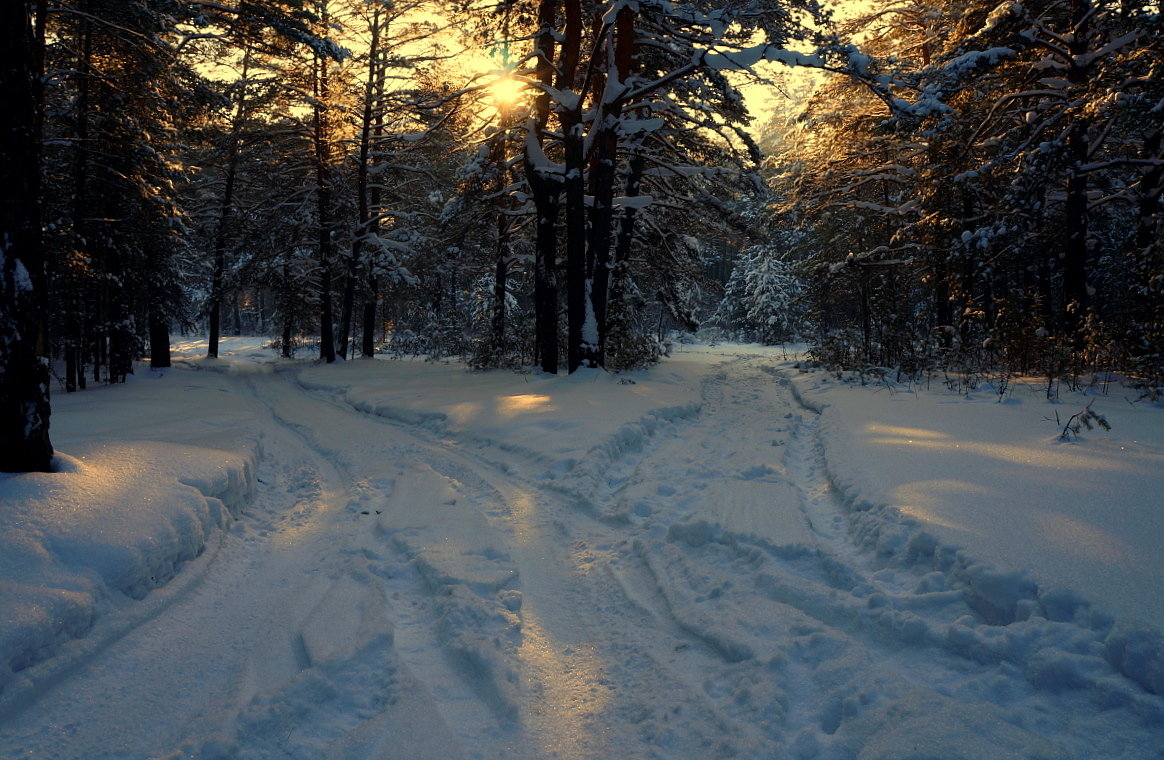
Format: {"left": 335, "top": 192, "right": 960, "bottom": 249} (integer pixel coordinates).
{"left": 452, "top": 45, "right": 527, "bottom": 119}
{"left": 488, "top": 75, "right": 526, "bottom": 108}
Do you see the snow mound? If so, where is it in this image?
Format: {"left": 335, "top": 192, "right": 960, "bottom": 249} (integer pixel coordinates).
{"left": 0, "top": 441, "right": 254, "bottom": 695}
{"left": 787, "top": 367, "right": 1164, "bottom": 697}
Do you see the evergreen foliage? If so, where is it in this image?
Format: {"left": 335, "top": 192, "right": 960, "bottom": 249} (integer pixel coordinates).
{"left": 4, "top": 0, "right": 1163, "bottom": 470}
{"left": 773, "top": 0, "right": 1164, "bottom": 392}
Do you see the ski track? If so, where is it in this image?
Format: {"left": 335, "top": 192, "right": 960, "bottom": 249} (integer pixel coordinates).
{"left": 2, "top": 352, "right": 1162, "bottom": 759}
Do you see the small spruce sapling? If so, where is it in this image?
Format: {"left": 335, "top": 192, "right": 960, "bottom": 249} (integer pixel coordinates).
{"left": 1053, "top": 401, "right": 1112, "bottom": 440}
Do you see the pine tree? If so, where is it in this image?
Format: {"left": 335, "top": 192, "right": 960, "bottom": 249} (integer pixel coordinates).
{"left": 0, "top": 0, "right": 54, "bottom": 472}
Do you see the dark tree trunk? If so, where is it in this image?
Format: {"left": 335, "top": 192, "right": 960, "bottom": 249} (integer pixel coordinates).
{"left": 207, "top": 217, "right": 228, "bottom": 356}
{"left": 280, "top": 263, "right": 296, "bottom": 358}
{"left": 528, "top": 0, "right": 560, "bottom": 373}
{"left": 361, "top": 276, "right": 377, "bottom": 357}
{"left": 345, "top": 7, "right": 386, "bottom": 362}
{"left": 608, "top": 147, "right": 645, "bottom": 341}
{"left": 207, "top": 49, "right": 251, "bottom": 359}
{"left": 313, "top": 47, "right": 337, "bottom": 364}
{"left": 0, "top": 0, "right": 53, "bottom": 471}
{"left": 318, "top": 239, "right": 336, "bottom": 364}
{"left": 282, "top": 319, "right": 294, "bottom": 358}
{"left": 1062, "top": 0, "right": 1092, "bottom": 341}
{"left": 1136, "top": 125, "right": 1162, "bottom": 252}
{"left": 107, "top": 281, "right": 134, "bottom": 384}
{"left": 492, "top": 242, "right": 509, "bottom": 356}
{"left": 337, "top": 257, "right": 356, "bottom": 360}
{"left": 529, "top": 168, "right": 561, "bottom": 373}
{"left": 149, "top": 307, "right": 171, "bottom": 369}
{"left": 563, "top": 109, "right": 588, "bottom": 373}
{"left": 561, "top": 0, "right": 587, "bottom": 372}
{"left": 584, "top": 6, "right": 635, "bottom": 368}
{"left": 68, "top": 2, "right": 93, "bottom": 390}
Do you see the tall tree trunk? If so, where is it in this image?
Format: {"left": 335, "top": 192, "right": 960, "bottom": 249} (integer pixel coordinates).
{"left": 563, "top": 108, "right": 588, "bottom": 372}
{"left": 207, "top": 47, "right": 251, "bottom": 359}
{"left": 313, "top": 44, "right": 336, "bottom": 364}
{"left": 360, "top": 275, "right": 377, "bottom": 357}
{"left": 604, "top": 147, "right": 645, "bottom": 366}
{"left": 585, "top": 6, "right": 636, "bottom": 367}
{"left": 67, "top": 2, "right": 93, "bottom": 391}
{"left": 149, "top": 305, "right": 171, "bottom": 369}
{"left": 279, "top": 263, "right": 296, "bottom": 358}
{"left": 492, "top": 237, "right": 509, "bottom": 357}
{"left": 527, "top": 0, "right": 560, "bottom": 373}
{"left": 488, "top": 104, "right": 517, "bottom": 362}
{"left": 1062, "top": 0, "right": 1092, "bottom": 341}
{"left": 1136, "top": 125, "right": 1162, "bottom": 252}
{"left": 337, "top": 258, "right": 356, "bottom": 360}
{"left": 356, "top": 5, "right": 388, "bottom": 360}
{"left": 344, "top": 8, "right": 386, "bottom": 361}
{"left": 561, "top": 0, "right": 587, "bottom": 372}
{"left": 0, "top": 0, "right": 53, "bottom": 471}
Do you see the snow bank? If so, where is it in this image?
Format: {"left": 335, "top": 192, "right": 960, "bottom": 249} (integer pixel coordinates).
{"left": 785, "top": 367, "right": 1164, "bottom": 695}
{"left": 0, "top": 441, "right": 254, "bottom": 694}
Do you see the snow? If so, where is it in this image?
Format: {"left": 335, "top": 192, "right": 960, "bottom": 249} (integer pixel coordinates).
{"left": 1, "top": 338, "right": 1162, "bottom": 759}
{"left": 939, "top": 47, "right": 1016, "bottom": 79}
{"left": 612, "top": 194, "right": 653, "bottom": 209}
{"left": 702, "top": 44, "right": 825, "bottom": 73}
{"left": 13, "top": 258, "right": 34, "bottom": 294}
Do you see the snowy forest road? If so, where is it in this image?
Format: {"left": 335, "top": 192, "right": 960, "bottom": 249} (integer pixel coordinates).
{"left": 2, "top": 348, "right": 1161, "bottom": 760}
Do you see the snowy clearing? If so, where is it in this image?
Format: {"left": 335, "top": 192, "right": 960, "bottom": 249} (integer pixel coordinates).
{"left": 1, "top": 338, "right": 1162, "bottom": 759}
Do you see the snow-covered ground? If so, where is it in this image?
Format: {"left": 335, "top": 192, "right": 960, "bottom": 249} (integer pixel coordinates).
{"left": 1, "top": 338, "right": 1161, "bottom": 759}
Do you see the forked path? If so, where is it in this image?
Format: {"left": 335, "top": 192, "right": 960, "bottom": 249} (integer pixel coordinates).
{"left": 1, "top": 350, "right": 1160, "bottom": 759}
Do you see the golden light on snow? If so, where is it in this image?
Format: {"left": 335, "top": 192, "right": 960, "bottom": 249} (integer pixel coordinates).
{"left": 893, "top": 480, "right": 989, "bottom": 534}
{"left": 447, "top": 401, "right": 484, "bottom": 426}
{"left": 1031, "top": 511, "right": 1134, "bottom": 565}
{"left": 518, "top": 607, "right": 613, "bottom": 759}
{"left": 497, "top": 394, "right": 554, "bottom": 418}
{"left": 865, "top": 423, "right": 948, "bottom": 441}
{"left": 865, "top": 423, "right": 1130, "bottom": 471}
{"left": 510, "top": 489, "right": 538, "bottom": 544}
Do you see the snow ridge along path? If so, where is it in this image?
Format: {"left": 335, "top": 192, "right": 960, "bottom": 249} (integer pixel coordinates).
{"left": 1, "top": 341, "right": 1161, "bottom": 759}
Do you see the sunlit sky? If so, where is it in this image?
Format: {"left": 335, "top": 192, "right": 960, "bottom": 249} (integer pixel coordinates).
{"left": 191, "top": 0, "right": 867, "bottom": 138}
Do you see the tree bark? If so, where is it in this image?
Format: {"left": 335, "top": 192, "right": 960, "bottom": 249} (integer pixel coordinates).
{"left": 68, "top": 1, "right": 93, "bottom": 389}
{"left": 337, "top": 257, "right": 356, "bottom": 360}
{"left": 149, "top": 306, "right": 171, "bottom": 369}
{"left": 357, "top": 7, "right": 389, "bottom": 359}
{"left": 527, "top": 0, "right": 560, "bottom": 373}
{"left": 561, "top": 0, "right": 587, "bottom": 372}
{"left": 207, "top": 47, "right": 252, "bottom": 359}
{"left": 491, "top": 237, "right": 509, "bottom": 357}
{"left": 1, "top": 0, "right": 54, "bottom": 471}
{"left": 1136, "top": 125, "right": 1162, "bottom": 252}
{"left": 585, "top": 6, "right": 636, "bottom": 367}
{"left": 313, "top": 44, "right": 337, "bottom": 364}
{"left": 1062, "top": 0, "right": 1092, "bottom": 341}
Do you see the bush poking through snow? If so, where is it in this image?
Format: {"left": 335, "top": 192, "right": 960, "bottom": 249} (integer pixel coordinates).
{"left": 1055, "top": 401, "right": 1112, "bottom": 440}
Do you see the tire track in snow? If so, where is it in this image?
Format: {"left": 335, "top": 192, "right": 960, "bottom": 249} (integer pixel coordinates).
{"left": 262, "top": 368, "right": 676, "bottom": 759}
{"left": 346, "top": 413, "right": 736, "bottom": 759}
{"left": 570, "top": 355, "right": 1161, "bottom": 759}
{"left": 235, "top": 372, "right": 508, "bottom": 760}
{"left": 285, "top": 361, "right": 805, "bottom": 758}
{"left": 281, "top": 356, "right": 1163, "bottom": 759}
{"left": 0, "top": 369, "right": 456, "bottom": 760}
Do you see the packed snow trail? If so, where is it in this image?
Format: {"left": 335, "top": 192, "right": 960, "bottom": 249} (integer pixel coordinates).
{"left": 0, "top": 367, "right": 467, "bottom": 759}
{"left": 1, "top": 345, "right": 1161, "bottom": 759}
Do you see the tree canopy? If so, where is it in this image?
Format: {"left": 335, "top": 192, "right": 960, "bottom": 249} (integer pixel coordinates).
{"left": 2, "top": 0, "right": 1161, "bottom": 471}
